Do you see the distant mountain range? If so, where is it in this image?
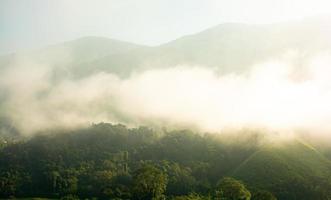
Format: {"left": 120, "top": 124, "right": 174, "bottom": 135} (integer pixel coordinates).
{"left": 1, "top": 17, "right": 331, "bottom": 78}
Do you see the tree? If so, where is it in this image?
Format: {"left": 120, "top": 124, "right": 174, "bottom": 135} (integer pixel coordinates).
{"left": 58, "top": 170, "right": 78, "bottom": 196}
{"left": 60, "top": 194, "right": 80, "bottom": 200}
{"left": 0, "top": 170, "right": 21, "bottom": 198}
{"left": 216, "top": 177, "right": 251, "bottom": 200}
{"left": 171, "top": 193, "right": 211, "bottom": 200}
{"left": 132, "top": 165, "right": 168, "bottom": 200}
{"left": 252, "top": 190, "right": 277, "bottom": 200}
{"left": 160, "top": 161, "right": 197, "bottom": 196}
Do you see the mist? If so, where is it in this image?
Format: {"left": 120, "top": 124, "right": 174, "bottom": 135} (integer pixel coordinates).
{"left": 0, "top": 50, "right": 331, "bottom": 137}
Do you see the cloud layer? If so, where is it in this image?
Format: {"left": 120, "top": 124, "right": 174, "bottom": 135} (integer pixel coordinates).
{"left": 1, "top": 51, "right": 331, "bottom": 135}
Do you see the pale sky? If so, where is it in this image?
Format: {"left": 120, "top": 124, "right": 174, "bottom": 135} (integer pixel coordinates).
{"left": 1, "top": 0, "right": 331, "bottom": 54}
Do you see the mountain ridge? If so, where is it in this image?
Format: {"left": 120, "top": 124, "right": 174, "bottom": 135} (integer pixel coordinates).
{"left": 1, "top": 17, "right": 331, "bottom": 78}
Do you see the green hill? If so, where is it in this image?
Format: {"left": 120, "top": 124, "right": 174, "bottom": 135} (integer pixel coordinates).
{"left": 1, "top": 124, "right": 331, "bottom": 199}
{"left": 232, "top": 139, "right": 331, "bottom": 199}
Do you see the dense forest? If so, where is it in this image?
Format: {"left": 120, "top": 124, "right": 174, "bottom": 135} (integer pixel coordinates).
{"left": 1, "top": 123, "right": 331, "bottom": 200}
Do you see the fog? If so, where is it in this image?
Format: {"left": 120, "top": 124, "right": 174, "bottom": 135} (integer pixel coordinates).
{"left": 0, "top": 50, "right": 331, "bottom": 137}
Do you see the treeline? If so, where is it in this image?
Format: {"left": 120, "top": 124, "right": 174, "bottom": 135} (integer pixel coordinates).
{"left": 0, "top": 123, "right": 330, "bottom": 199}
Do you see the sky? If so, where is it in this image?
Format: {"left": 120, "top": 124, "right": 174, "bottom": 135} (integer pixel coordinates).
{"left": 1, "top": 0, "right": 331, "bottom": 55}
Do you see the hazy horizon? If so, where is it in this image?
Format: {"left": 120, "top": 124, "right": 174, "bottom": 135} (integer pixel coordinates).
{"left": 1, "top": 0, "right": 331, "bottom": 55}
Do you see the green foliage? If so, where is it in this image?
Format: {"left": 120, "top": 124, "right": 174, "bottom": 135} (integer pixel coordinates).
{"left": 232, "top": 141, "right": 331, "bottom": 199}
{"left": 0, "top": 123, "right": 330, "bottom": 199}
{"left": 132, "top": 164, "right": 168, "bottom": 200}
{"left": 60, "top": 194, "right": 79, "bottom": 200}
{"left": 171, "top": 193, "right": 211, "bottom": 200}
{"left": 216, "top": 177, "right": 251, "bottom": 200}
{"left": 251, "top": 190, "right": 277, "bottom": 200}
{"left": 0, "top": 170, "right": 21, "bottom": 197}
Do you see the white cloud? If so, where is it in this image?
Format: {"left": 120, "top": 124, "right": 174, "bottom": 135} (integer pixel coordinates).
{"left": 2, "top": 52, "right": 331, "bottom": 137}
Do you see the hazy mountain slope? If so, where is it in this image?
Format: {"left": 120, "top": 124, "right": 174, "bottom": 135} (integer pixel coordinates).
{"left": 232, "top": 139, "right": 331, "bottom": 198}
{"left": 83, "top": 17, "right": 331, "bottom": 77}
{"left": 0, "top": 37, "right": 147, "bottom": 77}
{"left": 41, "top": 36, "right": 146, "bottom": 64}
{"left": 156, "top": 19, "right": 331, "bottom": 72}
{"left": 69, "top": 44, "right": 153, "bottom": 77}
{"left": 1, "top": 17, "right": 330, "bottom": 78}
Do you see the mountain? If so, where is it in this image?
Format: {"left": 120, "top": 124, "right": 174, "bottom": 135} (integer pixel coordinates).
{"left": 75, "top": 17, "right": 331, "bottom": 76}
{"left": 1, "top": 17, "right": 330, "bottom": 78}
{"left": 0, "top": 36, "right": 148, "bottom": 78}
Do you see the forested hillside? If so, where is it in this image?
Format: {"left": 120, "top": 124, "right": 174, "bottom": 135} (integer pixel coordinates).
{"left": 1, "top": 123, "right": 331, "bottom": 200}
